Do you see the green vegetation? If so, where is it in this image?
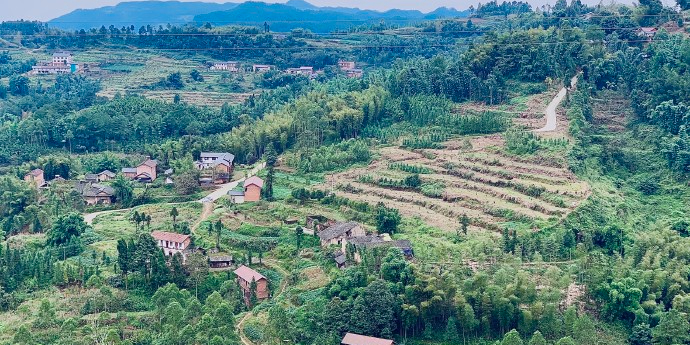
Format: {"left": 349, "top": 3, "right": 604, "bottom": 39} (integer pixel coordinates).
{"left": 1, "top": 1, "right": 690, "bottom": 345}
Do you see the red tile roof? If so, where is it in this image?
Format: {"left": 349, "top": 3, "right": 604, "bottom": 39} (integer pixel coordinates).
{"left": 244, "top": 176, "right": 264, "bottom": 188}
{"left": 27, "top": 169, "right": 44, "bottom": 176}
{"left": 151, "top": 231, "right": 190, "bottom": 243}
{"left": 139, "top": 159, "right": 158, "bottom": 168}
{"left": 341, "top": 333, "right": 394, "bottom": 345}
{"left": 233, "top": 265, "right": 267, "bottom": 282}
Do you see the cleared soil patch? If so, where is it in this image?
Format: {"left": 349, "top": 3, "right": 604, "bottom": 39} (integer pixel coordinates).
{"left": 322, "top": 138, "right": 590, "bottom": 233}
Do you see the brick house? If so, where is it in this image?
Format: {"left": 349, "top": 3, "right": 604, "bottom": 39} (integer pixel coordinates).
{"left": 135, "top": 159, "right": 158, "bottom": 182}
{"left": 151, "top": 231, "right": 191, "bottom": 260}
{"left": 24, "top": 169, "right": 46, "bottom": 188}
{"left": 122, "top": 168, "right": 137, "bottom": 179}
{"left": 341, "top": 333, "right": 394, "bottom": 345}
{"left": 196, "top": 152, "right": 234, "bottom": 184}
{"left": 318, "top": 222, "right": 366, "bottom": 247}
{"left": 233, "top": 265, "right": 269, "bottom": 306}
{"left": 243, "top": 176, "right": 264, "bottom": 202}
{"left": 338, "top": 61, "right": 356, "bottom": 70}
{"left": 345, "top": 69, "right": 363, "bottom": 78}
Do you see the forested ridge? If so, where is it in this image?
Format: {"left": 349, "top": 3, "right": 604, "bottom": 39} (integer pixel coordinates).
{"left": 0, "top": 0, "right": 690, "bottom": 344}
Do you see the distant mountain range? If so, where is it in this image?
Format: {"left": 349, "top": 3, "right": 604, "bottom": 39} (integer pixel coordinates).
{"left": 49, "top": 0, "right": 471, "bottom": 31}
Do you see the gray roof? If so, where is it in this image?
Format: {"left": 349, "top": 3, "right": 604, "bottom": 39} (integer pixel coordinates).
{"left": 209, "top": 255, "right": 233, "bottom": 262}
{"left": 228, "top": 190, "right": 245, "bottom": 196}
{"left": 53, "top": 51, "right": 72, "bottom": 57}
{"left": 122, "top": 168, "right": 137, "bottom": 173}
{"left": 164, "top": 168, "right": 173, "bottom": 175}
{"left": 347, "top": 235, "right": 385, "bottom": 246}
{"left": 318, "top": 222, "right": 360, "bottom": 241}
{"left": 85, "top": 174, "right": 98, "bottom": 180}
{"left": 334, "top": 254, "right": 346, "bottom": 265}
{"left": 75, "top": 182, "right": 114, "bottom": 197}
{"left": 201, "top": 152, "right": 235, "bottom": 163}
{"left": 99, "top": 170, "right": 116, "bottom": 177}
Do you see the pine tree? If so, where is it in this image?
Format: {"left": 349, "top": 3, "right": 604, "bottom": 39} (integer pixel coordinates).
{"left": 445, "top": 316, "right": 460, "bottom": 342}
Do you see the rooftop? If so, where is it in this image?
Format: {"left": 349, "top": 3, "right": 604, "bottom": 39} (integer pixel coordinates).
{"left": 233, "top": 265, "right": 267, "bottom": 282}
{"left": 26, "top": 169, "right": 43, "bottom": 177}
{"left": 139, "top": 159, "right": 158, "bottom": 168}
{"left": 99, "top": 170, "right": 116, "bottom": 177}
{"left": 341, "top": 333, "right": 394, "bottom": 345}
{"left": 122, "top": 168, "right": 137, "bottom": 173}
{"left": 151, "top": 231, "right": 190, "bottom": 243}
{"left": 244, "top": 176, "right": 264, "bottom": 188}
{"left": 318, "top": 222, "right": 360, "bottom": 241}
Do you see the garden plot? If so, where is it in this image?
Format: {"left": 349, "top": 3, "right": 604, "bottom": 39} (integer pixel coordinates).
{"left": 323, "top": 141, "right": 590, "bottom": 233}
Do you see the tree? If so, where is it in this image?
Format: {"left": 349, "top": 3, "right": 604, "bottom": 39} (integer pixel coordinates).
{"left": 459, "top": 213, "right": 470, "bottom": 237}
{"left": 175, "top": 171, "right": 199, "bottom": 195}
{"left": 47, "top": 213, "right": 88, "bottom": 246}
{"left": 295, "top": 226, "right": 304, "bottom": 252}
{"left": 572, "top": 315, "right": 596, "bottom": 345}
{"left": 262, "top": 167, "right": 274, "bottom": 200}
{"left": 349, "top": 280, "right": 396, "bottom": 338}
{"left": 249, "top": 278, "right": 258, "bottom": 307}
{"left": 652, "top": 309, "right": 690, "bottom": 345}
{"left": 134, "top": 233, "right": 159, "bottom": 280}
{"left": 9, "top": 75, "right": 30, "bottom": 96}
{"left": 445, "top": 316, "right": 460, "bottom": 343}
{"left": 528, "top": 331, "right": 547, "bottom": 345}
{"left": 555, "top": 337, "right": 576, "bottom": 345}
{"left": 502, "top": 329, "right": 524, "bottom": 345}
{"left": 112, "top": 175, "right": 134, "bottom": 207}
{"left": 33, "top": 299, "right": 57, "bottom": 328}
{"left": 629, "top": 323, "right": 652, "bottom": 345}
{"left": 375, "top": 203, "right": 401, "bottom": 234}
{"left": 214, "top": 220, "right": 222, "bottom": 249}
{"left": 117, "top": 239, "right": 132, "bottom": 289}
{"left": 186, "top": 252, "right": 209, "bottom": 299}
{"left": 170, "top": 207, "right": 179, "bottom": 225}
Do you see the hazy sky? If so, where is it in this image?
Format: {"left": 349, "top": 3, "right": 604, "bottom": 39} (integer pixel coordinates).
{"left": 0, "top": 0, "right": 642, "bottom": 22}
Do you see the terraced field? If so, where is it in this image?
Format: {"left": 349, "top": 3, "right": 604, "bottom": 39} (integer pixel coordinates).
{"left": 323, "top": 135, "right": 590, "bottom": 233}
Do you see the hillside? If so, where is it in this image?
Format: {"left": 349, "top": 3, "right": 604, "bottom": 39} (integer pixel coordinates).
{"left": 49, "top": 1, "right": 239, "bottom": 30}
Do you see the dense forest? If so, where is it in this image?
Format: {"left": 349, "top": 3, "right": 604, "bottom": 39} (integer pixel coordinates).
{"left": 1, "top": 0, "right": 690, "bottom": 344}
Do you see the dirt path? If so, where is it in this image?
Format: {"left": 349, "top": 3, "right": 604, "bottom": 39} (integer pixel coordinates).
{"left": 191, "top": 202, "right": 215, "bottom": 233}
{"left": 236, "top": 312, "right": 254, "bottom": 345}
{"left": 534, "top": 75, "right": 579, "bottom": 133}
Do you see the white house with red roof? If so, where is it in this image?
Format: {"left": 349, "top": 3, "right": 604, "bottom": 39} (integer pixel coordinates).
{"left": 151, "top": 231, "right": 191, "bottom": 260}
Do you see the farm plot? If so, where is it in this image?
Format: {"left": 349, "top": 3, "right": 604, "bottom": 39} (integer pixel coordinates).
{"left": 322, "top": 141, "right": 590, "bottom": 233}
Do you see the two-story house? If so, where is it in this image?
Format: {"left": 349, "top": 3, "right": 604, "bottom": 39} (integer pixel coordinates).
{"left": 24, "top": 169, "right": 46, "bottom": 188}
{"left": 135, "top": 159, "right": 158, "bottom": 182}
{"left": 243, "top": 176, "right": 264, "bottom": 202}
{"left": 151, "top": 231, "right": 191, "bottom": 260}
{"left": 233, "top": 265, "right": 269, "bottom": 306}
{"left": 211, "top": 61, "right": 239, "bottom": 72}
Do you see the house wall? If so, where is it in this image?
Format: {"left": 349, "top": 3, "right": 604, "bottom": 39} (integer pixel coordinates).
{"left": 24, "top": 173, "right": 45, "bottom": 188}
{"left": 137, "top": 164, "right": 156, "bottom": 180}
{"left": 244, "top": 184, "right": 261, "bottom": 202}
{"left": 238, "top": 277, "right": 270, "bottom": 301}
{"left": 123, "top": 172, "right": 137, "bottom": 179}
{"left": 98, "top": 174, "right": 113, "bottom": 182}
{"left": 229, "top": 195, "right": 245, "bottom": 204}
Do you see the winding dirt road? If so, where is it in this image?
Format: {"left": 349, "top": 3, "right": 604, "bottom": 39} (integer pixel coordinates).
{"left": 534, "top": 75, "right": 579, "bottom": 133}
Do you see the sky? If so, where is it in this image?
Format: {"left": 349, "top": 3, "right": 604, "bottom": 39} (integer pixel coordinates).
{"left": 0, "top": 0, "right": 642, "bottom": 22}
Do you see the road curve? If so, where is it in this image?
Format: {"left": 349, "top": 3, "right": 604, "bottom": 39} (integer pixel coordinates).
{"left": 534, "top": 75, "right": 579, "bottom": 133}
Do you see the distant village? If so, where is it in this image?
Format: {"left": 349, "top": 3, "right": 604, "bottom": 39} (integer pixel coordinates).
{"left": 31, "top": 51, "right": 364, "bottom": 79}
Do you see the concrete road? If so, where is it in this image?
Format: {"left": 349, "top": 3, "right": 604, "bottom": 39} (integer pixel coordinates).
{"left": 534, "top": 75, "right": 579, "bottom": 133}
{"left": 199, "top": 162, "right": 266, "bottom": 203}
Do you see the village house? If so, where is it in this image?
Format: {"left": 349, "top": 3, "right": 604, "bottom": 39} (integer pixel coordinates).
{"left": 345, "top": 69, "right": 363, "bottom": 78}
{"left": 338, "top": 60, "right": 356, "bottom": 70}
{"left": 24, "top": 169, "right": 46, "bottom": 188}
{"left": 318, "top": 222, "right": 366, "bottom": 247}
{"left": 233, "top": 265, "right": 270, "bottom": 306}
{"left": 97, "top": 170, "right": 116, "bottom": 182}
{"left": 286, "top": 66, "right": 314, "bottom": 76}
{"left": 341, "top": 333, "right": 394, "bottom": 345}
{"left": 210, "top": 61, "right": 239, "bottom": 72}
{"left": 85, "top": 174, "right": 99, "bottom": 183}
{"left": 209, "top": 255, "right": 234, "bottom": 268}
{"left": 344, "top": 235, "right": 414, "bottom": 263}
{"left": 32, "top": 51, "right": 79, "bottom": 75}
{"left": 122, "top": 168, "right": 137, "bottom": 179}
{"left": 151, "top": 231, "right": 191, "bottom": 260}
{"left": 135, "top": 159, "right": 158, "bottom": 182}
{"left": 75, "top": 181, "right": 115, "bottom": 205}
{"left": 243, "top": 176, "right": 264, "bottom": 202}
{"left": 638, "top": 27, "right": 658, "bottom": 39}
{"left": 227, "top": 190, "right": 245, "bottom": 203}
{"left": 122, "top": 159, "right": 158, "bottom": 182}
{"left": 195, "top": 152, "right": 235, "bottom": 184}
{"left": 252, "top": 64, "right": 272, "bottom": 72}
